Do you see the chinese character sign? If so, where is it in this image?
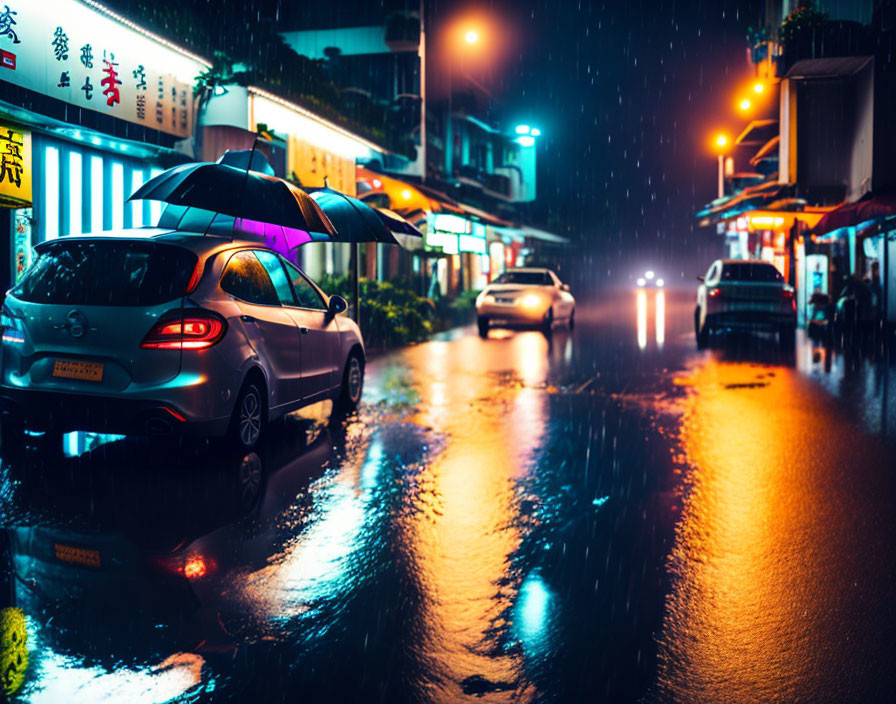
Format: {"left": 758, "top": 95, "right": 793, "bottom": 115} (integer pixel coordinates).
{"left": 0, "top": 125, "right": 32, "bottom": 207}
{"left": 0, "top": 0, "right": 204, "bottom": 138}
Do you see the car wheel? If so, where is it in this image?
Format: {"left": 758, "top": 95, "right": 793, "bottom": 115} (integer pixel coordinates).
{"left": 541, "top": 307, "right": 554, "bottom": 334}
{"left": 695, "top": 308, "right": 708, "bottom": 350}
{"left": 231, "top": 381, "right": 265, "bottom": 450}
{"left": 568, "top": 308, "right": 576, "bottom": 330}
{"left": 336, "top": 352, "right": 364, "bottom": 414}
{"left": 477, "top": 316, "right": 490, "bottom": 338}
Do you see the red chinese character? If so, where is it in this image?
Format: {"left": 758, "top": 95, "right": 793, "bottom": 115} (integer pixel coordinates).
{"left": 101, "top": 58, "right": 122, "bottom": 107}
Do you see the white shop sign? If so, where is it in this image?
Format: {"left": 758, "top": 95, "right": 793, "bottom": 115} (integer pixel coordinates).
{"left": 0, "top": 0, "right": 208, "bottom": 138}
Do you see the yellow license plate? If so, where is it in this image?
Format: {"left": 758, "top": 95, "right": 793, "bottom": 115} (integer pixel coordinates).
{"left": 54, "top": 543, "right": 101, "bottom": 567}
{"left": 53, "top": 359, "right": 103, "bottom": 382}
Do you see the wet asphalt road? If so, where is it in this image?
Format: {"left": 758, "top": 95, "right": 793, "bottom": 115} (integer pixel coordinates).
{"left": 2, "top": 289, "right": 896, "bottom": 703}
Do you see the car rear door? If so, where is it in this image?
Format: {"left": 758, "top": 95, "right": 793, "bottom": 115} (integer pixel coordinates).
{"left": 278, "top": 259, "right": 341, "bottom": 399}
{"left": 219, "top": 251, "right": 301, "bottom": 408}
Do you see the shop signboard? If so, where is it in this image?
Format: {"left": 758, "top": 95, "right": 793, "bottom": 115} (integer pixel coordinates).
{"left": 288, "top": 134, "right": 356, "bottom": 196}
{"left": 0, "top": 0, "right": 206, "bottom": 138}
{"left": 0, "top": 124, "right": 30, "bottom": 207}
{"left": 13, "top": 207, "right": 32, "bottom": 281}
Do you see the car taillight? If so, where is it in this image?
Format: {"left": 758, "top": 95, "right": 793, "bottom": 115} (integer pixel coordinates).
{"left": 782, "top": 288, "right": 794, "bottom": 299}
{"left": 185, "top": 259, "right": 204, "bottom": 294}
{"left": 141, "top": 310, "right": 226, "bottom": 350}
{"left": 708, "top": 288, "right": 722, "bottom": 298}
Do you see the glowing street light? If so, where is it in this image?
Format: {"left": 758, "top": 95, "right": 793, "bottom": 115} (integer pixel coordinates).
{"left": 738, "top": 98, "right": 752, "bottom": 112}
{"left": 712, "top": 132, "right": 730, "bottom": 199}
{"left": 530, "top": 128, "right": 541, "bottom": 136}
{"left": 753, "top": 81, "right": 765, "bottom": 94}
{"left": 515, "top": 124, "right": 531, "bottom": 135}
{"left": 464, "top": 29, "right": 480, "bottom": 45}
{"left": 645, "top": 270, "right": 655, "bottom": 280}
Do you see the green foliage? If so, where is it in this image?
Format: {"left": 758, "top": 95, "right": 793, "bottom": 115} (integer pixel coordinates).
{"left": 317, "top": 274, "right": 436, "bottom": 349}
{"left": 781, "top": 2, "right": 829, "bottom": 42}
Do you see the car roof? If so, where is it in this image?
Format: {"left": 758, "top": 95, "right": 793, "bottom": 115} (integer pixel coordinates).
{"left": 505, "top": 267, "right": 554, "bottom": 274}
{"left": 719, "top": 259, "right": 776, "bottom": 266}
{"left": 35, "top": 228, "right": 274, "bottom": 258}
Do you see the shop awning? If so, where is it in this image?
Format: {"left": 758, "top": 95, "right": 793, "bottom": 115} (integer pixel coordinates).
{"left": 457, "top": 202, "right": 514, "bottom": 228}
{"left": 519, "top": 225, "right": 568, "bottom": 244}
{"left": 750, "top": 135, "right": 780, "bottom": 167}
{"left": 697, "top": 181, "right": 789, "bottom": 226}
{"left": 811, "top": 192, "right": 896, "bottom": 236}
{"left": 785, "top": 56, "right": 872, "bottom": 80}
{"left": 356, "top": 166, "right": 464, "bottom": 215}
{"left": 735, "top": 120, "right": 778, "bottom": 147}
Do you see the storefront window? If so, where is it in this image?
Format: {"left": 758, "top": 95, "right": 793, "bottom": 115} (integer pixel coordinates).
{"left": 68, "top": 151, "right": 82, "bottom": 235}
{"left": 44, "top": 146, "right": 60, "bottom": 240}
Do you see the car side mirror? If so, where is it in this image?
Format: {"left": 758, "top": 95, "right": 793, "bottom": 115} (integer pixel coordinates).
{"left": 696, "top": 275, "right": 705, "bottom": 282}
{"left": 327, "top": 295, "right": 348, "bottom": 316}
{"left": 560, "top": 283, "right": 570, "bottom": 292}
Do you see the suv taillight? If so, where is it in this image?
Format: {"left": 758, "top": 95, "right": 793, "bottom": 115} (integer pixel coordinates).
{"left": 708, "top": 287, "right": 722, "bottom": 298}
{"left": 141, "top": 309, "right": 226, "bottom": 350}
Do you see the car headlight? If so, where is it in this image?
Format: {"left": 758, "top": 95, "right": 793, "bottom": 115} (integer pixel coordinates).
{"left": 519, "top": 293, "right": 543, "bottom": 309}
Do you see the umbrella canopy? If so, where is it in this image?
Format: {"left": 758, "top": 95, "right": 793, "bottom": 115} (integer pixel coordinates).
{"left": 129, "top": 152, "right": 337, "bottom": 239}
{"left": 310, "top": 187, "right": 423, "bottom": 247}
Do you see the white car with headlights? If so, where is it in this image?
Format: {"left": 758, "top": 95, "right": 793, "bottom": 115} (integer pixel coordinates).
{"left": 475, "top": 268, "right": 575, "bottom": 336}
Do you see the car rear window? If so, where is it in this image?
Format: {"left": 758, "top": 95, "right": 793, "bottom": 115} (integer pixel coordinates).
{"left": 11, "top": 240, "right": 198, "bottom": 306}
{"left": 494, "top": 271, "right": 552, "bottom": 285}
{"left": 721, "top": 263, "right": 783, "bottom": 282}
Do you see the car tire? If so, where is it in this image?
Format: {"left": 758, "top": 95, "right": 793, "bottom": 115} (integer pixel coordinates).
{"left": 230, "top": 380, "right": 265, "bottom": 450}
{"left": 336, "top": 352, "right": 364, "bottom": 415}
{"left": 477, "top": 316, "right": 490, "bottom": 338}
{"left": 568, "top": 309, "right": 576, "bottom": 330}
{"left": 695, "top": 308, "right": 709, "bottom": 350}
{"left": 541, "top": 307, "right": 554, "bottom": 335}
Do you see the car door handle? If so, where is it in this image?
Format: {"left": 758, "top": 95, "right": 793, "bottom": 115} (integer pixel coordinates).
{"left": 299, "top": 327, "right": 309, "bottom": 335}
{"left": 240, "top": 315, "right": 256, "bottom": 323}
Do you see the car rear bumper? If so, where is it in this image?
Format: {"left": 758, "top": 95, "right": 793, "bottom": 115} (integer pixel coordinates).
{"left": 0, "top": 386, "right": 230, "bottom": 436}
{"left": 706, "top": 310, "right": 796, "bottom": 330}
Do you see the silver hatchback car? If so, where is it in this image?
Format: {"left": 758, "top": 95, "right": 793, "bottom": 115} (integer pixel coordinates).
{"left": 0, "top": 229, "right": 365, "bottom": 449}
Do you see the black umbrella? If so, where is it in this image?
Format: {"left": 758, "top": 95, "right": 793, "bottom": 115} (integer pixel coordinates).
{"left": 309, "top": 187, "right": 423, "bottom": 245}
{"left": 129, "top": 151, "right": 337, "bottom": 239}
{"left": 309, "top": 187, "right": 424, "bottom": 323}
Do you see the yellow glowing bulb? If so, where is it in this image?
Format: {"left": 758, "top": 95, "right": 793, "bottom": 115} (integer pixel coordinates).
{"left": 715, "top": 134, "right": 728, "bottom": 149}
{"left": 465, "top": 29, "right": 479, "bottom": 44}
{"left": 739, "top": 98, "right": 752, "bottom": 111}
{"left": 753, "top": 82, "right": 765, "bottom": 94}
{"left": 401, "top": 189, "right": 412, "bottom": 200}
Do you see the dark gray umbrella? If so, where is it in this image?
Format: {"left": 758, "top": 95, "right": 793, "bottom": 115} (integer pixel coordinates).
{"left": 309, "top": 187, "right": 423, "bottom": 245}
{"left": 128, "top": 152, "right": 337, "bottom": 239}
{"left": 309, "top": 187, "right": 423, "bottom": 324}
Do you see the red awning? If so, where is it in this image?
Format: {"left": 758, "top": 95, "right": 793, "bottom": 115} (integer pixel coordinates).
{"left": 812, "top": 193, "right": 896, "bottom": 235}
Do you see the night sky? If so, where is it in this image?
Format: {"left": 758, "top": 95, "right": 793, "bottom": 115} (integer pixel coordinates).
{"left": 285, "top": 0, "right": 763, "bottom": 280}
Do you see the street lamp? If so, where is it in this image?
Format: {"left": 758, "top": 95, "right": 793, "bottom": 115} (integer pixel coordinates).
{"left": 738, "top": 98, "right": 752, "bottom": 112}
{"left": 464, "top": 29, "right": 480, "bottom": 44}
{"left": 752, "top": 81, "right": 765, "bottom": 94}
{"left": 713, "top": 133, "right": 730, "bottom": 199}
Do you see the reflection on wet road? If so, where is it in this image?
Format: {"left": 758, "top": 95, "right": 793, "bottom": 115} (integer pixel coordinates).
{"left": 2, "top": 290, "right": 895, "bottom": 703}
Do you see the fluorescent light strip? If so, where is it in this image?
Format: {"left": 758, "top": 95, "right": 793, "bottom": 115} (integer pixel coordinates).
{"left": 111, "top": 162, "right": 124, "bottom": 230}
{"left": 90, "top": 155, "right": 104, "bottom": 232}
{"left": 44, "top": 146, "right": 60, "bottom": 240}
{"left": 130, "top": 170, "right": 145, "bottom": 226}
{"left": 149, "top": 168, "right": 162, "bottom": 225}
{"left": 69, "top": 151, "right": 82, "bottom": 235}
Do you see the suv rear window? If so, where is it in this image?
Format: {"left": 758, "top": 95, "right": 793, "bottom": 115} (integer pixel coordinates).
{"left": 721, "top": 263, "right": 783, "bottom": 282}
{"left": 11, "top": 240, "right": 198, "bottom": 306}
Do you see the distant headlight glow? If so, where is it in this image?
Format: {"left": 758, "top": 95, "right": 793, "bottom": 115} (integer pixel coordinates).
{"left": 656, "top": 278, "right": 664, "bottom": 287}
{"left": 636, "top": 277, "right": 646, "bottom": 287}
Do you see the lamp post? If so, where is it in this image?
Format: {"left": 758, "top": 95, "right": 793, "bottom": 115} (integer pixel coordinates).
{"left": 714, "top": 133, "right": 729, "bottom": 199}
